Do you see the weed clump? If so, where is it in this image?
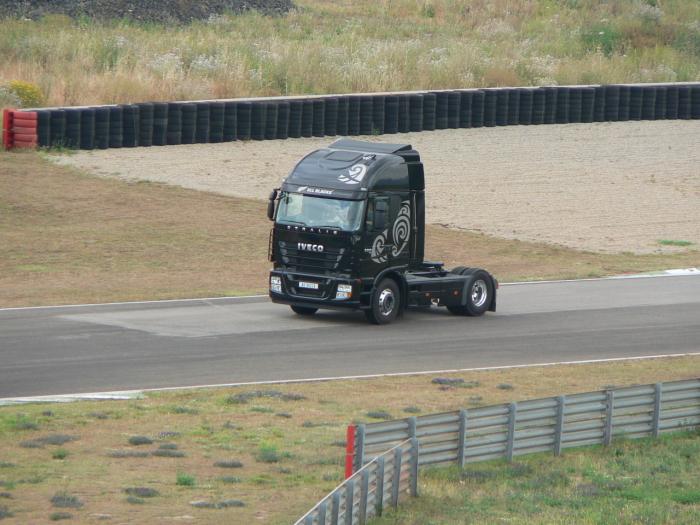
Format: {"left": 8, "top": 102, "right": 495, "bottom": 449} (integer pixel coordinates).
{"left": 403, "top": 406, "right": 422, "bottom": 414}
{"left": 157, "top": 431, "right": 180, "bottom": 439}
{"left": 366, "top": 410, "right": 392, "bottom": 420}
{"left": 171, "top": 406, "right": 199, "bottom": 415}
{"left": 432, "top": 377, "right": 464, "bottom": 385}
{"left": 227, "top": 390, "right": 306, "bottom": 404}
{"left": 107, "top": 449, "right": 150, "bottom": 458}
{"left": 152, "top": 449, "right": 185, "bottom": 458}
{"left": 50, "top": 492, "right": 83, "bottom": 509}
{"left": 497, "top": 383, "right": 514, "bottom": 390}
{"left": 124, "top": 487, "right": 159, "bottom": 498}
{"left": 0, "top": 506, "right": 13, "bottom": 519}
{"left": 219, "top": 476, "right": 242, "bottom": 484}
{"left": 214, "top": 460, "right": 243, "bottom": 469}
{"left": 190, "top": 499, "right": 245, "bottom": 508}
{"left": 49, "top": 512, "right": 72, "bottom": 521}
{"left": 128, "top": 436, "right": 153, "bottom": 446}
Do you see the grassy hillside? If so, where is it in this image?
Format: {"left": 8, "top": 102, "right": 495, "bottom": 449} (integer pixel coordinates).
{"left": 372, "top": 429, "right": 700, "bottom": 525}
{"left": 1, "top": 0, "right": 699, "bottom": 107}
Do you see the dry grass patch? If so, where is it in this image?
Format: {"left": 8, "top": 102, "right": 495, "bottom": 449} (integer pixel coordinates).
{"left": 0, "top": 356, "right": 697, "bottom": 524}
{"left": 1, "top": 150, "right": 698, "bottom": 307}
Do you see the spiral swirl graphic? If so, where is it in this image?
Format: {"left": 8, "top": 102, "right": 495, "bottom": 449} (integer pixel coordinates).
{"left": 338, "top": 164, "right": 367, "bottom": 185}
{"left": 391, "top": 202, "right": 411, "bottom": 257}
{"left": 371, "top": 231, "right": 388, "bottom": 263}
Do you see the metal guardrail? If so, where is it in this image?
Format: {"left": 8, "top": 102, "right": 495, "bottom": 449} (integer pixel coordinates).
{"left": 354, "top": 378, "right": 700, "bottom": 469}
{"left": 293, "top": 378, "right": 699, "bottom": 524}
{"left": 295, "top": 438, "right": 419, "bottom": 525}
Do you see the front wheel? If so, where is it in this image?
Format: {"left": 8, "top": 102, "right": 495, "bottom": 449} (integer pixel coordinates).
{"left": 290, "top": 305, "right": 318, "bottom": 316}
{"left": 365, "top": 278, "right": 401, "bottom": 325}
{"left": 447, "top": 269, "right": 493, "bottom": 317}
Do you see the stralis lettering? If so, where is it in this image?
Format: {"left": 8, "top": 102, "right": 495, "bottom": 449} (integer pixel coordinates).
{"left": 298, "top": 242, "right": 324, "bottom": 252}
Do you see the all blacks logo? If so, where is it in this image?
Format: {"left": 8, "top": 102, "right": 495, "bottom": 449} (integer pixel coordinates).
{"left": 298, "top": 242, "right": 324, "bottom": 253}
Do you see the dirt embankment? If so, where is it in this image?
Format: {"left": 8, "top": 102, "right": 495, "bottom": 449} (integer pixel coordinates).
{"left": 53, "top": 120, "right": 700, "bottom": 255}
{"left": 0, "top": 0, "right": 294, "bottom": 22}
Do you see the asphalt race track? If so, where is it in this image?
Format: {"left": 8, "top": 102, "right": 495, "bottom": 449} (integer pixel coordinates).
{"left": 1, "top": 275, "right": 699, "bottom": 398}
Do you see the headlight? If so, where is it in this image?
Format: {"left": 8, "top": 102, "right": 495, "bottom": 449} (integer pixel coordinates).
{"left": 270, "top": 275, "right": 282, "bottom": 293}
{"left": 335, "top": 283, "right": 352, "bottom": 300}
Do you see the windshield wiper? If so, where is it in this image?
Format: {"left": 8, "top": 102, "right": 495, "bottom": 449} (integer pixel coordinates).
{"left": 279, "top": 220, "right": 306, "bottom": 226}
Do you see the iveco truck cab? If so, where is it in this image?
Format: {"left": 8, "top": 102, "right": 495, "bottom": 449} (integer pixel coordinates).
{"left": 267, "top": 139, "right": 497, "bottom": 324}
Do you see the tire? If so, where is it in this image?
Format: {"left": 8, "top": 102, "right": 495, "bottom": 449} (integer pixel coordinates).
{"left": 447, "top": 269, "right": 492, "bottom": 317}
{"left": 291, "top": 305, "right": 318, "bottom": 316}
{"left": 365, "top": 278, "right": 401, "bottom": 325}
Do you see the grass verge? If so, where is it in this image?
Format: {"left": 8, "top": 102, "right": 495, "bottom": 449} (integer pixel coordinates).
{"left": 372, "top": 429, "right": 700, "bottom": 525}
{"left": 1, "top": 150, "right": 698, "bottom": 308}
{"left": 1, "top": 1, "right": 699, "bottom": 106}
{"left": 0, "top": 356, "right": 697, "bottom": 523}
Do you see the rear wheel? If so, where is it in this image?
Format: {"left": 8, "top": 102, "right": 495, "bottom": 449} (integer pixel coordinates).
{"left": 290, "top": 305, "right": 318, "bottom": 316}
{"left": 447, "top": 269, "right": 492, "bottom": 317}
{"left": 365, "top": 278, "right": 400, "bottom": 325}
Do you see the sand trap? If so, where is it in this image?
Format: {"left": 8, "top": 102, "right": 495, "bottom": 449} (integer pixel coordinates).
{"left": 52, "top": 120, "right": 700, "bottom": 254}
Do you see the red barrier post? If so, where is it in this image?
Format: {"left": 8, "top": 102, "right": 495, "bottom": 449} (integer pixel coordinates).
{"left": 12, "top": 111, "right": 38, "bottom": 148}
{"left": 345, "top": 424, "right": 356, "bottom": 479}
{"left": 2, "top": 108, "right": 14, "bottom": 150}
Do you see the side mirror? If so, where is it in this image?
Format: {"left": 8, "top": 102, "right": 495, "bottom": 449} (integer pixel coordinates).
{"left": 374, "top": 199, "right": 388, "bottom": 231}
{"left": 267, "top": 189, "right": 278, "bottom": 221}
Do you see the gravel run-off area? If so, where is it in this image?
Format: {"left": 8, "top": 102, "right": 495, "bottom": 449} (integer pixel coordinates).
{"left": 52, "top": 120, "right": 700, "bottom": 255}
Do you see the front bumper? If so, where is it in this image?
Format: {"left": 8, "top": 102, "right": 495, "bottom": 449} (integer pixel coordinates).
{"left": 269, "top": 270, "right": 364, "bottom": 310}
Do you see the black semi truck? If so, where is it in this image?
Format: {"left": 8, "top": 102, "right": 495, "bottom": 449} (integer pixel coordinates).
{"left": 267, "top": 139, "right": 497, "bottom": 325}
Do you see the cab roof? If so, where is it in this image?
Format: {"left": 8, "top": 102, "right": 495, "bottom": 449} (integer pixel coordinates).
{"left": 281, "top": 139, "right": 422, "bottom": 198}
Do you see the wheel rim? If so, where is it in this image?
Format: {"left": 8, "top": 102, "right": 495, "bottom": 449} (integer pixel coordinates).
{"left": 471, "top": 280, "right": 488, "bottom": 308}
{"left": 378, "top": 288, "right": 395, "bottom": 316}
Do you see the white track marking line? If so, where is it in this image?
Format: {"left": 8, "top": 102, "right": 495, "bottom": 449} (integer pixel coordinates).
{"left": 2, "top": 352, "right": 698, "bottom": 405}
{"left": 1, "top": 268, "right": 698, "bottom": 312}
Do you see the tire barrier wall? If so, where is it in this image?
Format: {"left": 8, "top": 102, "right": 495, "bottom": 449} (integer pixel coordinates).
{"left": 4, "top": 83, "right": 700, "bottom": 150}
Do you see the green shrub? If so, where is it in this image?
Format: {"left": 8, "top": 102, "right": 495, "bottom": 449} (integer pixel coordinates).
{"left": 52, "top": 449, "right": 69, "bottom": 460}
{"left": 7, "top": 80, "right": 45, "bottom": 108}
{"left": 256, "top": 443, "right": 280, "bottom": 463}
{"left": 176, "top": 472, "right": 195, "bottom": 486}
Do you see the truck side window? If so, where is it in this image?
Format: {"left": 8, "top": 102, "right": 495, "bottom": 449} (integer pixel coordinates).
{"left": 367, "top": 197, "right": 389, "bottom": 231}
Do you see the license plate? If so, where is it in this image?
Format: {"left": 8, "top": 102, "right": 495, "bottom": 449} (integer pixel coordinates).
{"left": 298, "top": 281, "right": 319, "bottom": 290}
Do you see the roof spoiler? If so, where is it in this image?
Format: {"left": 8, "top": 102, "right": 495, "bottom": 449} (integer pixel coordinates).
{"left": 329, "top": 138, "right": 413, "bottom": 155}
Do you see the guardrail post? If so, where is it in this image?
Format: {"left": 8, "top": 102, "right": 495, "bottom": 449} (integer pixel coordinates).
{"left": 359, "top": 469, "right": 369, "bottom": 525}
{"left": 410, "top": 437, "right": 419, "bottom": 497}
{"left": 375, "top": 456, "right": 385, "bottom": 517}
{"left": 652, "top": 383, "right": 662, "bottom": 438}
{"left": 331, "top": 491, "right": 341, "bottom": 525}
{"left": 554, "top": 395, "right": 565, "bottom": 456}
{"left": 506, "top": 403, "right": 517, "bottom": 462}
{"left": 355, "top": 424, "right": 366, "bottom": 472}
{"left": 345, "top": 479, "right": 355, "bottom": 525}
{"left": 345, "top": 425, "right": 356, "bottom": 479}
{"left": 604, "top": 390, "right": 614, "bottom": 446}
{"left": 458, "top": 409, "right": 467, "bottom": 468}
{"left": 391, "top": 447, "right": 402, "bottom": 509}
{"left": 318, "top": 500, "right": 327, "bottom": 525}
{"left": 408, "top": 416, "right": 417, "bottom": 440}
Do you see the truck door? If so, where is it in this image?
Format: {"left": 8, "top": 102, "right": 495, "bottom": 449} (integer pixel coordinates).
{"left": 362, "top": 193, "right": 411, "bottom": 273}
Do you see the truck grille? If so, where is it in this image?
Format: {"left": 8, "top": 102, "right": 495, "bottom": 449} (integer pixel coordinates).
{"left": 279, "top": 241, "right": 345, "bottom": 274}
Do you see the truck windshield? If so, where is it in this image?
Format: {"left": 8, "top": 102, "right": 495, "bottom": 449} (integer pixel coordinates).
{"left": 276, "top": 192, "right": 365, "bottom": 231}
